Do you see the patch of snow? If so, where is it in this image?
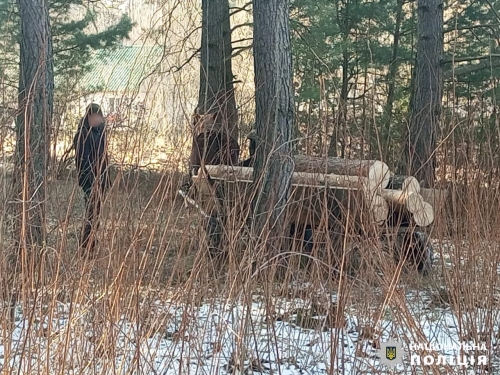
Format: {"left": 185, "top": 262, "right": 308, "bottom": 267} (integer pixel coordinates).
{"left": 0, "top": 290, "right": 499, "bottom": 374}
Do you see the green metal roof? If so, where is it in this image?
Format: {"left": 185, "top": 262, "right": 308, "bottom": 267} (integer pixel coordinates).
{"left": 80, "top": 45, "right": 163, "bottom": 92}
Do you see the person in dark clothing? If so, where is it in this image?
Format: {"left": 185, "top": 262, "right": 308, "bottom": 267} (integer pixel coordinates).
{"left": 180, "top": 111, "right": 240, "bottom": 195}
{"left": 73, "top": 103, "right": 110, "bottom": 252}
{"left": 181, "top": 110, "right": 240, "bottom": 258}
{"left": 188, "top": 111, "right": 240, "bottom": 177}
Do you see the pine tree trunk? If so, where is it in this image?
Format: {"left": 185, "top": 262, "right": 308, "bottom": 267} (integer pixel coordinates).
{"left": 406, "top": 0, "right": 443, "bottom": 187}
{"left": 197, "top": 0, "right": 238, "bottom": 137}
{"left": 13, "top": 0, "right": 54, "bottom": 249}
{"left": 251, "top": 0, "right": 294, "bottom": 252}
{"left": 328, "top": 0, "right": 350, "bottom": 158}
{"left": 383, "top": 0, "right": 404, "bottom": 159}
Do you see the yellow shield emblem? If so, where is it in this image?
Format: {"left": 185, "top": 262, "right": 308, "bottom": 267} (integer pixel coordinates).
{"left": 386, "top": 346, "right": 396, "bottom": 361}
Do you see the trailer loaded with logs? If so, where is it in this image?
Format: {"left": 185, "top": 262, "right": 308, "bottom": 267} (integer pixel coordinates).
{"left": 181, "top": 153, "right": 447, "bottom": 276}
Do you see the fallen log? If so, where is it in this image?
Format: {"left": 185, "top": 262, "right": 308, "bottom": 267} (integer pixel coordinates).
{"left": 380, "top": 189, "right": 425, "bottom": 214}
{"left": 292, "top": 155, "right": 391, "bottom": 192}
{"left": 204, "top": 165, "right": 367, "bottom": 190}
{"left": 201, "top": 165, "right": 389, "bottom": 226}
{"left": 386, "top": 175, "right": 421, "bottom": 194}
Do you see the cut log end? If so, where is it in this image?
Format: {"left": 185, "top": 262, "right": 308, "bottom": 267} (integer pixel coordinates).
{"left": 368, "top": 161, "right": 391, "bottom": 191}
{"left": 413, "top": 202, "right": 435, "bottom": 227}
{"left": 380, "top": 189, "right": 425, "bottom": 214}
{"left": 387, "top": 175, "right": 421, "bottom": 194}
{"left": 406, "top": 193, "right": 425, "bottom": 214}
{"left": 370, "top": 194, "right": 389, "bottom": 225}
{"left": 404, "top": 177, "right": 421, "bottom": 194}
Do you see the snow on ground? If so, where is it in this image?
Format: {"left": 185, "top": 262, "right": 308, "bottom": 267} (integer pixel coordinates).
{"left": 1, "top": 240, "right": 499, "bottom": 374}
{"left": 0, "top": 286, "right": 499, "bottom": 375}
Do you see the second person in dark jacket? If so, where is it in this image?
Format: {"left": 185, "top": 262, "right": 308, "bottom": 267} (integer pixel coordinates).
{"left": 73, "top": 103, "right": 110, "bottom": 253}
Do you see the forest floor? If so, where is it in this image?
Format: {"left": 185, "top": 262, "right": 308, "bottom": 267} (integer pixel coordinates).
{"left": 1, "top": 167, "right": 499, "bottom": 374}
{"left": 3, "top": 277, "right": 499, "bottom": 374}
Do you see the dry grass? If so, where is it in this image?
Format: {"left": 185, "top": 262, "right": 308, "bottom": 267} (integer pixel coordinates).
{"left": 1, "top": 1, "right": 499, "bottom": 372}
{"left": 1, "top": 131, "right": 500, "bottom": 374}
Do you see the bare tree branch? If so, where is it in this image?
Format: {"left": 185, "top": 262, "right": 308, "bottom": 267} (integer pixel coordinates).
{"left": 231, "top": 22, "right": 253, "bottom": 33}
{"left": 443, "top": 23, "right": 500, "bottom": 34}
{"left": 444, "top": 58, "right": 500, "bottom": 79}
{"left": 231, "top": 45, "right": 252, "bottom": 59}
{"left": 485, "top": 0, "right": 500, "bottom": 23}
{"left": 232, "top": 37, "right": 253, "bottom": 44}
{"left": 229, "top": 1, "right": 252, "bottom": 16}
{"left": 162, "top": 48, "right": 201, "bottom": 74}
{"left": 442, "top": 54, "right": 500, "bottom": 64}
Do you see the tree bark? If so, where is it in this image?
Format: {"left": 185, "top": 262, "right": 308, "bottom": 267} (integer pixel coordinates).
{"left": 406, "top": 0, "right": 443, "bottom": 187}
{"left": 197, "top": 0, "right": 238, "bottom": 138}
{"left": 251, "top": 0, "right": 294, "bottom": 252}
{"left": 383, "top": 0, "right": 404, "bottom": 159}
{"left": 12, "top": 0, "right": 54, "bottom": 249}
{"left": 328, "top": 0, "right": 350, "bottom": 158}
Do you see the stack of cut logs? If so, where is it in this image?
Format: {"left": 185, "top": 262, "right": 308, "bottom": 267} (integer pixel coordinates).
{"left": 203, "top": 155, "right": 440, "bottom": 228}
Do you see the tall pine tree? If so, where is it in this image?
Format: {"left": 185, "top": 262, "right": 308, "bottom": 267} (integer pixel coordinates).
{"left": 251, "top": 0, "right": 295, "bottom": 255}
{"left": 197, "top": 0, "right": 238, "bottom": 137}
{"left": 406, "top": 0, "right": 443, "bottom": 187}
{"left": 14, "top": 0, "right": 54, "bottom": 249}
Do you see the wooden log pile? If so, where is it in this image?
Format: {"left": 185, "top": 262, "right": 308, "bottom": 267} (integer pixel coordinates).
{"left": 199, "top": 155, "right": 443, "bottom": 228}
